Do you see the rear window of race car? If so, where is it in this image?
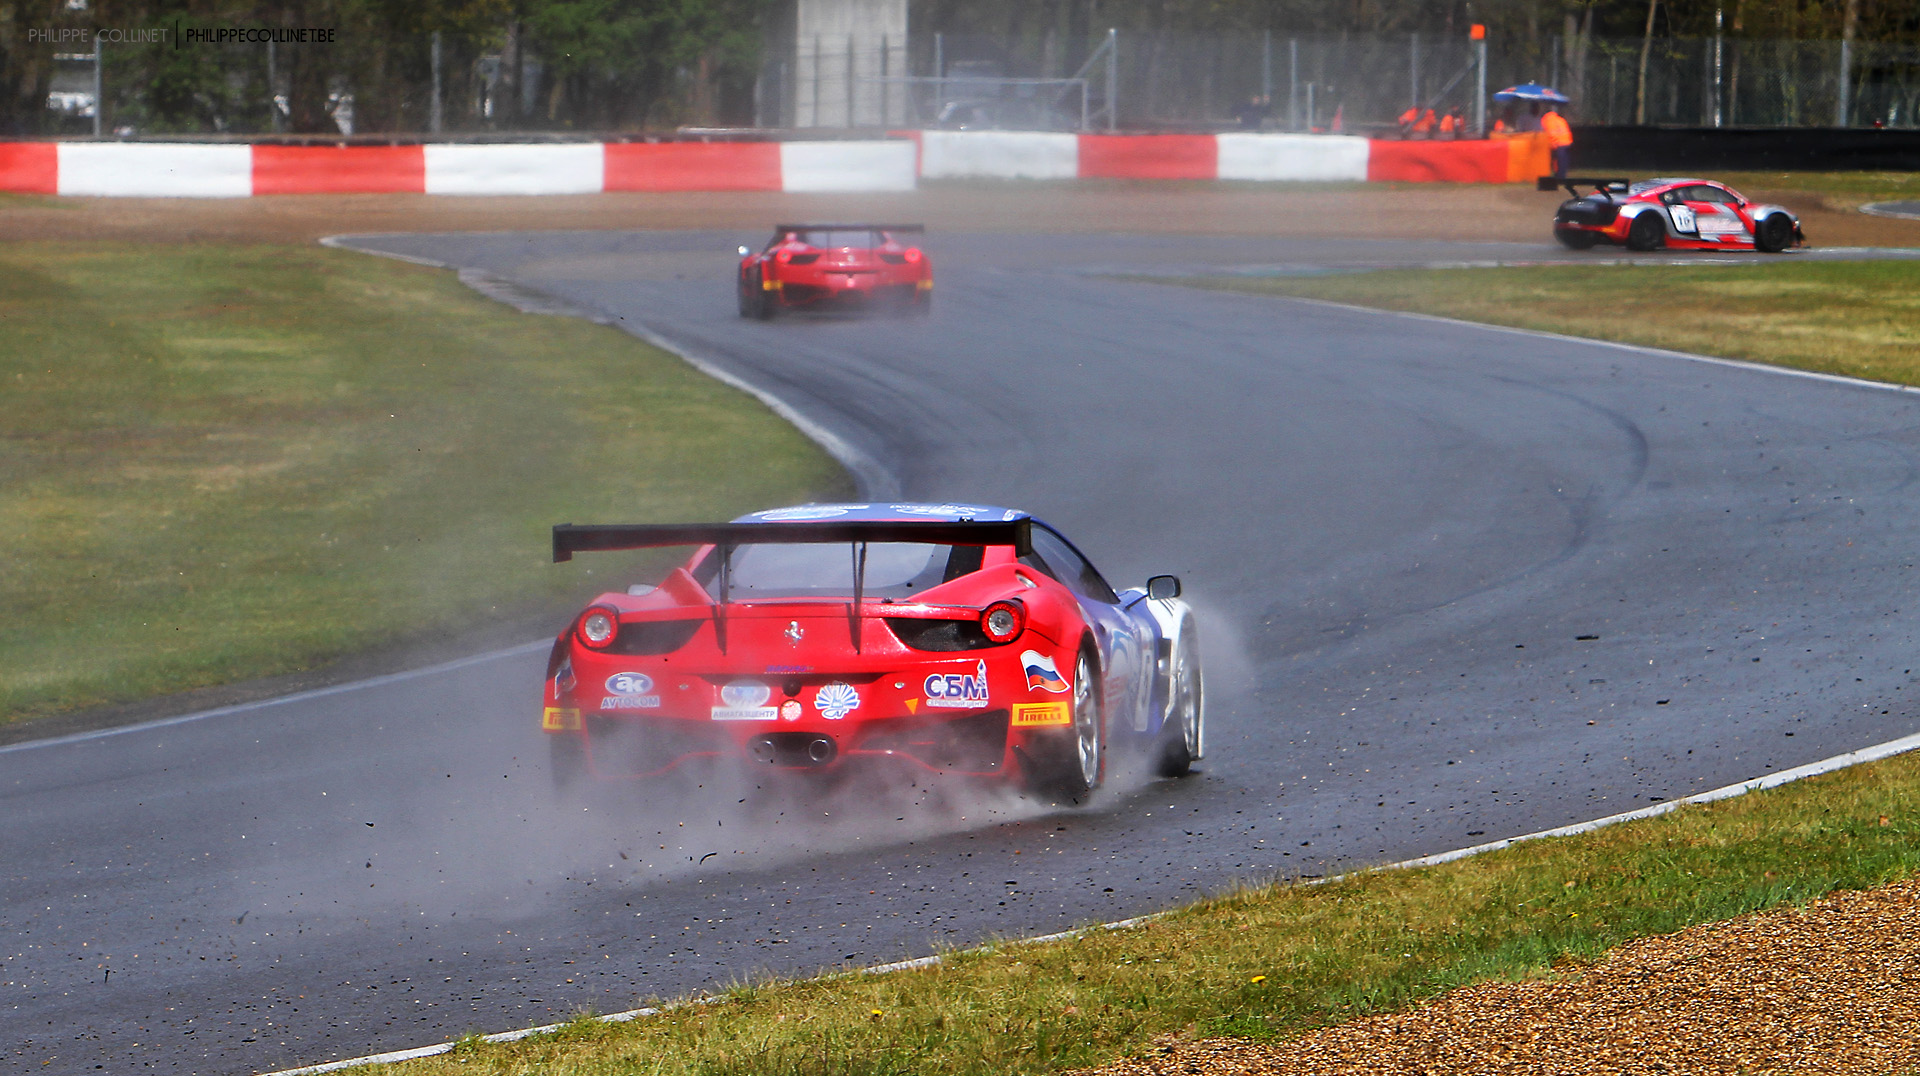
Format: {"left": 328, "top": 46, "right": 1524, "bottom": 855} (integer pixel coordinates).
{"left": 694, "top": 541, "right": 984, "bottom": 600}
{"left": 785, "top": 229, "right": 883, "bottom": 249}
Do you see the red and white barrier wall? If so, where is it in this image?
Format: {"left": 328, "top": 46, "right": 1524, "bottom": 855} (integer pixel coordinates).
{"left": 0, "top": 132, "right": 1550, "bottom": 196}
{"left": 913, "top": 129, "right": 1550, "bottom": 184}
{"left": 0, "top": 139, "right": 919, "bottom": 197}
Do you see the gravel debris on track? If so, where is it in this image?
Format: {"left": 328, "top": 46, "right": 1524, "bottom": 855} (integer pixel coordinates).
{"left": 1089, "top": 876, "right": 1920, "bottom": 1076}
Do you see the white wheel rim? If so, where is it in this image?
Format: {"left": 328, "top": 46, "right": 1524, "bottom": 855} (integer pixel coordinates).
{"left": 1074, "top": 654, "right": 1098, "bottom": 788}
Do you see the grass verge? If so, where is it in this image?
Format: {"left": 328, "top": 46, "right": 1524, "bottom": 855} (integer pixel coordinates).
{"left": 1649, "top": 170, "right": 1920, "bottom": 210}
{"left": 1171, "top": 259, "right": 1920, "bottom": 387}
{"left": 0, "top": 242, "right": 850, "bottom": 726}
{"left": 383, "top": 747, "right": 1920, "bottom": 1076}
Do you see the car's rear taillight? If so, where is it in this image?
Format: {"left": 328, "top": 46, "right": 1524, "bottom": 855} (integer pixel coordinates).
{"left": 576, "top": 606, "right": 619, "bottom": 649}
{"left": 775, "top": 249, "right": 794, "bottom": 264}
{"left": 904, "top": 247, "right": 923, "bottom": 263}
{"left": 980, "top": 600, "right": 1025, "bottom": 644}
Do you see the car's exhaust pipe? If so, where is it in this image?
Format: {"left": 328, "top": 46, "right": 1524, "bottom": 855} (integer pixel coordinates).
{"left": 749, "top": 733, "right": 838, "bottom": 767}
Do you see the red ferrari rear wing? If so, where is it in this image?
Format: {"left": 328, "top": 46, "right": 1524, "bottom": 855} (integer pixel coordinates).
{"left": 552, "top": 519, "right": 1031, "bottom": 563}
{"left": 773, "top": 223, "right": 925, "bottom": 235}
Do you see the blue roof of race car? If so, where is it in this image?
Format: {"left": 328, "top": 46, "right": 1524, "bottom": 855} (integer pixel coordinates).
{"left": 736, "top": 503, "right": 1030, "bottom": 525}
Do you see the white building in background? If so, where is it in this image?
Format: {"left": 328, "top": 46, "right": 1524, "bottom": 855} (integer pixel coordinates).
{"left": 770, "top": 0, "right": 909, "bottom": 128}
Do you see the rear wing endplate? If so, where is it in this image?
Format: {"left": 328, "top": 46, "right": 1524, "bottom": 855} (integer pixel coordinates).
{"left": 553, "top": 519, "right": 1030, "bottom": 563}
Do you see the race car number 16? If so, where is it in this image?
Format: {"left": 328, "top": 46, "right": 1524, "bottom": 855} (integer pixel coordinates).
{"left": 1669, "top": 205, "right": 1696, "bottom": 232}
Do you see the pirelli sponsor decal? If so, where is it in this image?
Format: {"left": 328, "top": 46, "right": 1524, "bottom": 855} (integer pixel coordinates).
{"left": 542, "top": 707, "right": 582, "bottom": 731}
{"left": 1011, "top": 702, "right": 1072, "bottom": 727}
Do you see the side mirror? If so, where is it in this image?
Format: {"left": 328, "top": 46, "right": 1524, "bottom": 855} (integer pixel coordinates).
{"left": 1146, "top": 575, "right": 1181, "bottom": 600}
{"left": 736, "top": 245, "right": 751, "bottom": 257}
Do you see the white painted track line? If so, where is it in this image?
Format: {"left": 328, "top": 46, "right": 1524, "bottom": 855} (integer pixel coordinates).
{"left": 0, "top": 640, "right": 551, "bottom": 756}
{"left": 258, "top": 727, "right": 1920, "bottom": 1076}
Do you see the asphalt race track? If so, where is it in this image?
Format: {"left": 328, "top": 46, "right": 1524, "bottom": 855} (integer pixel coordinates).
{"left": 9, "top": 232, "right": 1920, "bottom": 1074}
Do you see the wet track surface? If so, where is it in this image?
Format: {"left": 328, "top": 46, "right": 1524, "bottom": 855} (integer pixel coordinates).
{"left": 9, "top": 232, "right": 1920, "bottom": 1073}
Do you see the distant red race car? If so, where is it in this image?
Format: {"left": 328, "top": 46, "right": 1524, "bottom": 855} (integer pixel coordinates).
{"left": 540, "top": 504, "right": 1204, "bottom": 802}
{"left": 736, "top": 223, "right": 933, "bottom": 318}
{"left": 1543, "top": 176, "right": 1804, "bottom": 253}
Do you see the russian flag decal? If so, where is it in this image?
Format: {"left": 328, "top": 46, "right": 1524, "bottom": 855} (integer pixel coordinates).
{"left": 1022, "top": 650, "right": 1070, "bottom": 693}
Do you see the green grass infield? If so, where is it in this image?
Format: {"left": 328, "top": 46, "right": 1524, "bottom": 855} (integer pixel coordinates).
{"left": 1173, "top": 259, "right": 1920, "bottom": 388}
{"left": 0, "top": 242, "right": 850, "bottom": 726}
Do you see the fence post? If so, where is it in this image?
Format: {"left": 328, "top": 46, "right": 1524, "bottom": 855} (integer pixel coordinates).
{"left": 1288, "top": 38, "right": 1298, "bottom": 130}
{"left": 1711, "top": 7, "right": 1724, "bottom": 126}
{"left": 1635, "top": 0, "right": 1657, "bottom": 125}
{"left": 811, "top": 36, "right": 821, "bottom": 126}
{"left": 880, "top": 33, "right": 889, "bottom": 127}
{"left": 267, "top": 38, "right": 282, "bottom": 133}
{"left": 1262, "top": 29, "right": 1272, "bottom": 107}
{"left": 1474, "top": 33, "right": 1487, "bottom": 135}
{"left": 1410, "top": 32, "right": 1419, "bottom": 111}
{"left": 430, "top": 31, "right": 445, "bottom": 133}
{"left": 1835, "top": 39, "right": 1851, "bottom": 126}
{"left": 1609, "top": 54, "right": 1619, "bottom": 124}
{"left": 846, "top": 34, "right": 856, "bottom": 127}
{"left": 92, "top": 34, "right": 102, "bottom": 137}
{"left": 1106, "top": 27, "right": 1118, "bottom": 131}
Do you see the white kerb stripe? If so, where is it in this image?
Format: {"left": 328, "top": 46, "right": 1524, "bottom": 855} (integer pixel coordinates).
{"left": 1215, "top": 133, "right": 1370, "bottom": 182}
{"left": 57, "top": 142, "right": 253, "bottom": 197}
{"left": 779, "top": 140, "right": 917, "bottom": 193}
{"left": 917, "top": 131, "right": 1078, "bottom": 180}
{"left": 423, "top": 143, "right": 604, "bottom": 195}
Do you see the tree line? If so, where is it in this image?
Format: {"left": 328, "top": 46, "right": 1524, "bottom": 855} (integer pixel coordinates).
{"left": 1, "top": 0, "right": 1911, "bottom": 135}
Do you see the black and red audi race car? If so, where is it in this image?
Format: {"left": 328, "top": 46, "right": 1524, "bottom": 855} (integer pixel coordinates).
{"left": 736, "top": 223, "right": 933, "bottom": 318}
{"left": 541, "top": 503, "right": 1203, "bottom": 802}
{"left": 1542, "top": 176, "right": 1804, "bottom": 252}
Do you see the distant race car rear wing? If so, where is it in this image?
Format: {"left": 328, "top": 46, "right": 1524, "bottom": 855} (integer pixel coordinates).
{"left": 773, "top": 223, "right": 926, "bottom": 235}
{"left": 553, "top": 519, "right": 1031, "bottom": 563}
{"left": 1538, "top": 176, "right": 1631, "bottom": 199}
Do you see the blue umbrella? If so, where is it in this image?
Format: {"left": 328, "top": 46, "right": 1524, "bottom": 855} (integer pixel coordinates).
{"left": 1493, "top": 83, "right": 1571, "bottom": 103}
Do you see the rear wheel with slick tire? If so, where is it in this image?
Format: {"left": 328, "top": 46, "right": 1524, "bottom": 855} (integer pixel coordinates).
{"left": 736, "top": 271, "right": 756, "bottom": 317}
{"left": 1754, "top": 213, "right": 1794, "bottom": 253}
{"left": 1027, "top": 650, "right": 1103, "bottom": 801}
{"left": 1626, "top": 212, "right": 1666, "bottom": 252}
{"left": 1153, "top": 628, "right": 1204, "bottom": 778}
{"left": 744, "top": 268, "right": 776, "bottom": 320}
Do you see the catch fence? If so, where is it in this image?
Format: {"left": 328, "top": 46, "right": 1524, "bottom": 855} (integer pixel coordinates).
{"left": 33, "top": 25, "right": 1919, "bottom": 137}
{"left": 759, "top": 29, "right": 1920, "bottom": 133}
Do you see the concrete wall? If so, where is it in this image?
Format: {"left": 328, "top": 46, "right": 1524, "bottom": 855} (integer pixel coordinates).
{"left": 789, "top": 0, "right": 909, "bottom": 128}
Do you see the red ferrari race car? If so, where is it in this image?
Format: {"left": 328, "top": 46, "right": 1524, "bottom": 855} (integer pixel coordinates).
{"left": 736, "top": 223, "right": 933, "bottom": 318}
{"left": 540, "top": 503, "right": 1203, "bottom": 801}
{"left": 1541, "top": 176, "right": 1804, "bottom": 253}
